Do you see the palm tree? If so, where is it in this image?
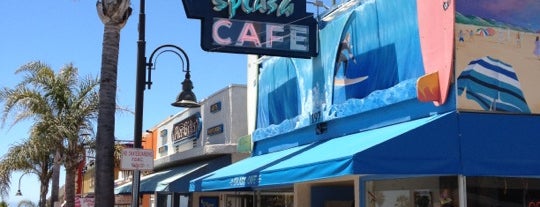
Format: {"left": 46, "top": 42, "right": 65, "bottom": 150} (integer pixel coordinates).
{"left": 95, "top": 1, "right": 131, "bottom": 206}
{"left": 0, "top": 132, "right": 55, "bottom": 207}
{"left": 0, "top": 62, "right": 100, "bottom": 207}
{"left": 0, "top": 62, "right": 61, "bottom": 207}
{"left": 57, "top": 83, "right": 99, "bottom": 207}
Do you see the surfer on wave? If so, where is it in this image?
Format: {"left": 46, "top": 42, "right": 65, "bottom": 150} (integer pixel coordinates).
{"left": 335, "top": 32, "right": 357, "bottom": 77}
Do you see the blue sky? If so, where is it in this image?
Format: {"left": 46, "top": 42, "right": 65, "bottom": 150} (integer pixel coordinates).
{"left": 0, "top": 0, "right": 247, "bottom": 205}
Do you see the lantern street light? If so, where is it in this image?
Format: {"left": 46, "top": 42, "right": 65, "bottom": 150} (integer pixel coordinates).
{"left": 15, "top": 172, "right": 30, "bottom": 196}
{"left": 146, "top": 44, "right": 200, "bottom": 108}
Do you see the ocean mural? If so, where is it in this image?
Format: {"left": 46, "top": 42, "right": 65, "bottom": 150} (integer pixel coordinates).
{"left": 254, "top": 0, "right": 455, "bottom": 141}
{"left": 455, "top": 0, "right": 540, "bottom": 113}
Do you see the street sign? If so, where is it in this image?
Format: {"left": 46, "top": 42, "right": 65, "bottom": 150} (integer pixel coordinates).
{"left": 120, "top": 148, "right": 154, "bottom": 170}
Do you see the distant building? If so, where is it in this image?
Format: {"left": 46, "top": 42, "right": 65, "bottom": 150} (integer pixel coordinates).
{"left": 114, "top": 84, "right": 248, "bottom": 207}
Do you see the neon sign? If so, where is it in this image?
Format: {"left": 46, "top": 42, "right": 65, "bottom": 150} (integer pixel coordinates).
{"left": 529, "top": 201, "right": 540, "bottom": 207}
{"left": 212, "top": 18, "right": 309, "bottom": 52}
{"left": 212, "top": 0, "right": 295, "bottom": 19}
{"left": 182, "top": 0, "right": 317, "bottom": 58}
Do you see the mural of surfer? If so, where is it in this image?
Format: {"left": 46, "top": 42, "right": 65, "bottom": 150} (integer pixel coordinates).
{"left": 335, "top": 32, "right": 357, "bottom": 77}
{"left": 254, "top": 0, "right": 452, "bottom": 139}
{"left": 331, "top": 0, "right": 415, "bottom": 105}
{"left": 333, "top": 32, "right": 367, "bottom": 88}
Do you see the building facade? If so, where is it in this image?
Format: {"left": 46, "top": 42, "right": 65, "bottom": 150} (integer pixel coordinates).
{"left": 189, "top": 1, "right": 540, "bottom": 207}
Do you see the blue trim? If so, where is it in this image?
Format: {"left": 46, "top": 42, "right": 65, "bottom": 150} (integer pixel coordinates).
{"left": 254, "top": 94, "right": 456, "bottom": 155}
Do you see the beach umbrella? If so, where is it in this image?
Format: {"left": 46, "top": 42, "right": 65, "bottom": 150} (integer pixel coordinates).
{"left": 475, "top": 28, "right": 496, "bottom": 36}
{"left": 486, "top": 27, "right": 496, "bottom": 36}
{"left": 457, "top": 56, "right": 530, "bottom": 113}
{"left": 475, "top": 28, "right": 488, "bottom": 36}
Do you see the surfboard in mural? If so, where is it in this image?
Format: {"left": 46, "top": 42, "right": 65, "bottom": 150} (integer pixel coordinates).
{"left": 416, "top": 0, "right": 455, "bottom": 105}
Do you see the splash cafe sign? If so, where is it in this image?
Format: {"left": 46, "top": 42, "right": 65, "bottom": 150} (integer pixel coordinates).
{"left": 181, "top": 0, "right": 318, "bottom": 58}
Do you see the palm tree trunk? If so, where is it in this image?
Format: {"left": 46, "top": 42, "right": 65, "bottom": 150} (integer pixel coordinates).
{"left": 95, "top": 22, "right": 121, "bottom": 207}
{"left": 37, "top": 159, "right": 52, "bottom": 207}
{"left": 50, "top": 151, "right": 61, "bottom": 207}
{"left": 39, "top": 175, "right": 49, "bottom": 207}
{"left": 64, "top": 161, "right": 78, "bottom": 207}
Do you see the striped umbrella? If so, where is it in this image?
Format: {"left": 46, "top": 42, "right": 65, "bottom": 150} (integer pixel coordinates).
{"left": 476, "top": 28, "right": 496, "bottom": 36}
{"left": 457, "top": 56, "right": 530, "bottom": 113}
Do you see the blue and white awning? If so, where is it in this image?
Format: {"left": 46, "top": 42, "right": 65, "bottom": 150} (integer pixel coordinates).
{"left": 190, "top": 111, "right": 540, "bottom": 192}
{"left": 190, "top": 113, "right": 461, "bottom": 191}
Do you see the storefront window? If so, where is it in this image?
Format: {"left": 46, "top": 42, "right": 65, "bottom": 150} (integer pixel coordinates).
{"left": 226, "top": 194, "right": 254, "bottom": 207}
{"left": 259, "top": 192, "right": 294, "bottom": 207}
{"left": 365, "top": 176, "right": 458, "bottom": 207}
{"left": 151, "top": 193, "right": 188, "bottom": 207}
{"left": 156, "top": 193, "right": 172, "bottom": 207}
{"left": 222, "top": 192, "right": 293, "bottom": 207}
{"left": 466, "top": 177, "right": 540, "bottom": 207}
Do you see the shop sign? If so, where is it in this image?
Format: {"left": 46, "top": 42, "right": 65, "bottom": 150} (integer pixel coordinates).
{"left": 181, "top": 0, "right": 317, "bottom": 58}
{"left": 172, "top": 113, "right": 201, "bottom": 143}
{"left": 207, "top": 124, "right": 224, "bottom": 136}
{"left": 211, "top": 18, "right": 310, "bottom": 54}
{"left": 229, "top": 174, "right": 260, "bottom": 187}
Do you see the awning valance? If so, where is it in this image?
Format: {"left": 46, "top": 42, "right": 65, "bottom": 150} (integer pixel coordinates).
{"left": 459, "top": 112, "right": 540, "bottom": 176}
{"left": 190, "top": 112, "right": 460, "bottom": 191}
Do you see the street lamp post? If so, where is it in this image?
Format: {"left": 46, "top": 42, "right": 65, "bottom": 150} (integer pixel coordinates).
{"left": 15, "top": 172, "right": 30, "bottom": 196}
{"left": 146, "top": 44, "right": 200, "bottom": 108}
{"left": 132, "top": 0, "right": 200, "bottom": 206}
